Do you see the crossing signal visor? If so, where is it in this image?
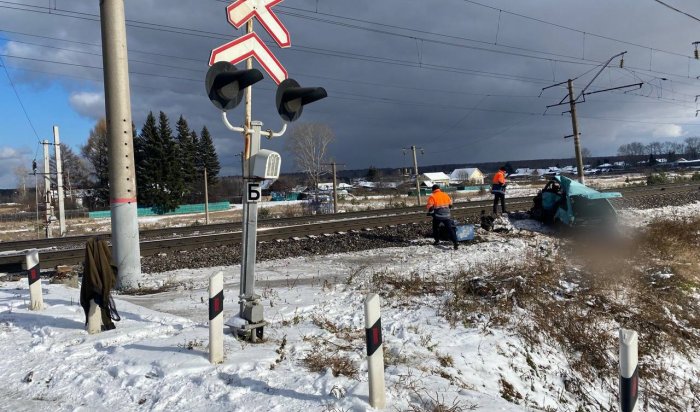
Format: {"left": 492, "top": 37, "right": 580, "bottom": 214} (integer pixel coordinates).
{"left": 276, "top": 78, "right": 327, "bottom": 122}
{"left": 205, "top": 61, "right": 263, "bottom": 111}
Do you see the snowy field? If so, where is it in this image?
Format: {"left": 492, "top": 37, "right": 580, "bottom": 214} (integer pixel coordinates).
{"left": 1, "top": 202, "right": 699, "bottom": 411}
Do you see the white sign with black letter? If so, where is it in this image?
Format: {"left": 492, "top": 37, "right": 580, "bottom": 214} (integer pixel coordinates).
{"left": 246, "top": 182, "right": 262, "bottom": 203}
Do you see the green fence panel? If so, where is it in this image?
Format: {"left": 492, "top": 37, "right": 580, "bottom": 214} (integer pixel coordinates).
{"left": 89, "top": 201, "right": 231, "bottom": 219}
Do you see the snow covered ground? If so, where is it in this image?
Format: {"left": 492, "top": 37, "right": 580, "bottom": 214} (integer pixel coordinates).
{"left": 1, "top": 202, "right": 699, "bottom": 411}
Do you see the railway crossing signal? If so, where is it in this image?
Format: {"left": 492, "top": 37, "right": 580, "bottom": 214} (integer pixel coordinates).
{"left": 206, "top": 61, "right": 263, "bottom": 110}
{"left": 207, "top": 0, "right": 327, "bottom": 341}
{"left": 276, "top": 78, "right": 328, "bottom": 122}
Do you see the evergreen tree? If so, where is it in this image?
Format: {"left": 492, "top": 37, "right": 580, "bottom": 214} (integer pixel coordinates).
{"left": 136, "top": 111, "right": 184, "bottom": 213}
{"left": 176, "top": 116, "right": 197, "bottom": 201}
{"left": 156, "top": 111, "right": 184, "bottom": 213}
{"left": 366, "top": 166, "right": 380, "bottom": 182}
{"left": 189, "top": 130, "right": 202, "bottom": 199}
{"left": 135, "top": 112, "right": 157, "bottom": 206}
{"left": 196, "top": 126, "right": 221, "bottom": 185}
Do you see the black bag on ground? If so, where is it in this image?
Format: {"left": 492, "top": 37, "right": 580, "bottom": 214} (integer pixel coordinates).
{"left": 436, "top": 219, "right": 459, "bottom": 241}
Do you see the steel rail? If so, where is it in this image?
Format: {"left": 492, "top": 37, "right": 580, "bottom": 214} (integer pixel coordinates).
{"left": 0, "top": 182, "right": 694, "bottom": 253}
{"left": 0, "top": 183, "right": 697, "bottom": 271}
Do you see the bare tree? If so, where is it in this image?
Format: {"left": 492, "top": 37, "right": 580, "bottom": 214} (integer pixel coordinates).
{"left": 81, "top": 119, "right": 110, "bottom": 207}
{"left": 646, "top": 141, "right": 663, "bottom": 156}
{"left": 685, "top": 137, "right": 700, "bottom": 159}
{"left": 580, "top": 147, "right": 592, "bottom": 163}
{"left": 14, "top": 165, "right": 28, "bottom": 202}
{"left": 286, "top": 123, "right": 334, "bottom": 199}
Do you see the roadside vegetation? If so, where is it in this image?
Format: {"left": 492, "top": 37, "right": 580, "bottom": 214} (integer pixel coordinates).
{"left": 325, "top": 218, "right": 700, "bottom": 410}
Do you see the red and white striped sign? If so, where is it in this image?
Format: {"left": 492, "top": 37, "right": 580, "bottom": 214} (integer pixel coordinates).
{"left": 210, "top": 33, "right": 288, "bottom": 84}
{"left": 227, "top": 0, "right": 290, "bottom": 48}
{"left": 210, "top": 0, "right": 290, "bottom": 84}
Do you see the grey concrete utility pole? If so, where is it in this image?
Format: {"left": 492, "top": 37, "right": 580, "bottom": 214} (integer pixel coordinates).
{"left": 331, "top": 161, "right": 338, "bottom": 214}
{"left": 404, "top": 146, "right": 423, "bottom": 205}
{"left": 42, "top": 140, "right": 53, "bottom": 238}
{"left": 53, "top": 126, "right": 66, "bottom": 236}
{"left": 567, "top": 79, "right": 585, "bottom": 184}
{"left": 100, "top": 0, "right": 142, "bottom": 289}
{"left": 322, "top": 161, "right": 345, "bottom": 214}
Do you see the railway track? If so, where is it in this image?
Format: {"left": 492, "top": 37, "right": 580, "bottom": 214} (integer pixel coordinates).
{"left": 0, "top": 182, "right": 697, "bottom": 271}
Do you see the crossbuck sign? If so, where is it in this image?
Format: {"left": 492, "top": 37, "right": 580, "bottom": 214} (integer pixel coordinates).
{"left": 209, "top": 0, "right": 290, "bottom": 84}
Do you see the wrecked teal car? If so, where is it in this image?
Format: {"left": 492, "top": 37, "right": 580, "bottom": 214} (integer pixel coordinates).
{"left": 531, "top": 175, "right": 622, "bottom": 226}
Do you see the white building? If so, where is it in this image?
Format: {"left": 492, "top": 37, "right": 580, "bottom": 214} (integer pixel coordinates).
{"left": 418, "top": 172, "right": 451, "bottom": 188}
{"left": 449, "top": 168, "right": 485, "bottom": 185}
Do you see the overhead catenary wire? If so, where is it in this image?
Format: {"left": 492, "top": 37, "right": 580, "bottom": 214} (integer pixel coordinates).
{"left": 3, "top": 27, "right": 699, "bottom": 109}
{"left": 651, "top": 0, "right": 700, "bottom": 23}
{"left": 2, "top": 0, "right": 700, "bottom": 90}
{"left": 0, "top": 53, "right": 41, "bottom": 143}
{"left": 0, "top": 0, "right": 698, "bottom": 145}
{"left": 1, "top": 50, "right": 697, "bottom": 127}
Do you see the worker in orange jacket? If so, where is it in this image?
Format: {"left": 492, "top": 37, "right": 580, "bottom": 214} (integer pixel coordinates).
{"left": 426, "top": 184, "right": 458, "bottom": 250}
{"left": 491, "top": 166, "right": 507, "bottom": 214}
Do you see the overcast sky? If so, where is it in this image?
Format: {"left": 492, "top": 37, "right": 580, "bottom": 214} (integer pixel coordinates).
{"left": 1, "top": 0, "right": 700, "bottom": 188}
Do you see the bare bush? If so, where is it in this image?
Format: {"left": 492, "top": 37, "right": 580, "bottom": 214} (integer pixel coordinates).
{"left": 301, "top": 352, "right": 358, "bottom": 378}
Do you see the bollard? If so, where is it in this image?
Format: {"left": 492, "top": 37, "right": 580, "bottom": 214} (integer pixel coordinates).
{"left": 25, "top": 250, "right": 43, "bottom": 311}
{"left": 87, "top": 299, "right": 102, "bottom": 334}
{"left": 364, "top": 293, "right": 386, "bottom": 409}
{"left": 209, "top": 271, "right": 224, "bottom": 364}
{"left": 619, "top": 329, "right": 639, "bottom": 412}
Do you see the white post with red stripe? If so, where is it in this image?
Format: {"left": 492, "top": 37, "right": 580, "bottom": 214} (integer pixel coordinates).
{"left": 619, "top": 329, "right": 639, "bottom": 412}
{"left": 364, "top": 293, "right": 386, "bottom": 409}
{"left": 87, "top": 300, "right": 102, "bottom": 334}
{"left": 25, "top": 250, "right": 43, "bottom": 311}
{"left": 209, "top": 271, "right": 224, "bottom": 364}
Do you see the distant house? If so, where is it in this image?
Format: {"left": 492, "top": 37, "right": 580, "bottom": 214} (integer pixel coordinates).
{"left": 354, "top": 181, "right": 376, "bottom": 189}
{"left": 449, "top": 168, "right": 485, "bottom": 185}
{"left": 418, "top": 172, "right": 451, "bottom": 188}
{"left": 561, "top": 165, "right": 576, "bottom": 174}
{"left": 538, "top": 167, "right": 560, "bottom": 177}
{"left": 509, "top": 168, "right": 537, "bottom": 179}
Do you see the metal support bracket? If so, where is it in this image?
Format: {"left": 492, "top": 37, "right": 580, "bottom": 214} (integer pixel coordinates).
{"left": 222, "top": 111, "right": 287, "bottom": 138}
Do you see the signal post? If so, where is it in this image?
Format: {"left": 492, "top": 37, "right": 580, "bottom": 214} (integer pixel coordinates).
{"left": 207, "top": 0, "right": 326, "bottom": 340}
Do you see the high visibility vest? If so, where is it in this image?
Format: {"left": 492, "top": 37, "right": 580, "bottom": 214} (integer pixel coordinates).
{"left": 427, "top": 189, "right": 452, "bottom": 210}
{"left": 493, "top": 171, "right": 506, "bottom": 185}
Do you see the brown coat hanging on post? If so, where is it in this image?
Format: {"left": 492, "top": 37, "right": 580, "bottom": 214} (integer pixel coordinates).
{"left": 80, "top": 237, "right": 121, "bottom": 331}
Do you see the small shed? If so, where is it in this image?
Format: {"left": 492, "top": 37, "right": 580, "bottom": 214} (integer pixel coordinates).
{"left": 418, "top": 172, "right": 451, "bottom": 188}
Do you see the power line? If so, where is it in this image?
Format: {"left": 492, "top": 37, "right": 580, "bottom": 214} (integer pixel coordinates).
{"left": 4, "top": 0, "right": 700, "bottom": 90}
{"left": 216, "top": 0, "right": 695, "bottom": 60}
{"left": 0, "top": 2, "right": 568, "bottom": 86}
{"left": 0, "top": 54, "right": 40, "bottom": 142}
{"left": 461, "top": 0, "right": 695, "bottom": 58}
{"left": 4, "top": 49, "right": 696, "bottom": 126}
{"left": 1, "top": 1, "right": 698, "bottom": 128}
{"left": 4, "top": 21, "right": 699, "bottom": 107}
{"left": 652, "top": 0, "right": 700, "bottom": 23}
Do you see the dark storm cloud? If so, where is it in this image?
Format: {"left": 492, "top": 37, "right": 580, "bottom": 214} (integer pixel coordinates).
{"left": 2, "top": 0, "right": 700, "bottom": 180}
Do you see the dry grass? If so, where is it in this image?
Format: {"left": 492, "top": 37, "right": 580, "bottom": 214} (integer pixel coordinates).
{"left": 301, "top": 351, "right": 358, "bottom": 378}
{"left": 371, "top": 270, "right": 443, "bottom": 301}
{"left": 433, "top": 220, "right": 700, "bottom": 410}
